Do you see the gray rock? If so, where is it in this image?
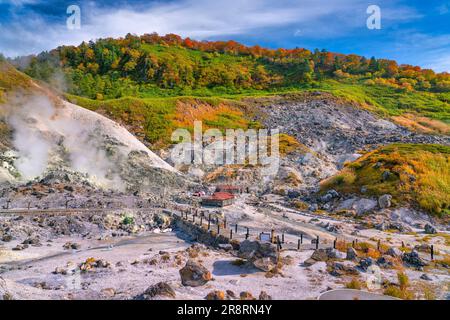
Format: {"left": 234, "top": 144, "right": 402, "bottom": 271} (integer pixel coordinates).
{"left": 329, "top": 262, "right": 359, "bottom": 277}
{"left": 376, "top": 256, "right": 394, "bottom": 268}
{"left": 136, "top": 282, "right": 176, "bottom": 299}
{"left": 424, "top": 224, "right": 437, "bottom": 234}
{"left": 378, "top": 194, "right": 392, "bottom": 209}
{"left": 218, "top": 244, "right": 233, "bottom": 251}
{"left": 179, "top": 260, "right": 212, "bottom": 287}
{"left": 354, "top": 198, "right": 377, "bottom": 215}
{"left": 402, "top": 250, "right": 428, "bottom": 268}
{"left": 358, "top": 257, "right": 374, "bottom": 271}
{"left": 420, "top": 273, "right": 432, "bottom": 281}
{"left": 381, "top": 170, "right": 391, "bottom": 181}
{"left": 253, "top": 257, "right": 277, "bottom": 272}
{"left": 386, "top": 247, "right": 403, "bottom": 258}
{"left": 259, "top": 291, "right": 272, "bottom": 300}
{"left": 346, "top": 247, "right": 358, "bottom": 261}
{"left": 238, "top": 240, "right": 278, "bottom": 261}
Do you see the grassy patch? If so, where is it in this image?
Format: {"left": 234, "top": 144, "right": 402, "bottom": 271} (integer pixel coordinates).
{"left": 321, "top": 143, "right": 450, "bottom": 217}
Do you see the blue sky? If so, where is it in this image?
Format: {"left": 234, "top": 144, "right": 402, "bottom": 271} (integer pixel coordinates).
{"left": 0, "top": 0, "right": 449, "bottom": 72}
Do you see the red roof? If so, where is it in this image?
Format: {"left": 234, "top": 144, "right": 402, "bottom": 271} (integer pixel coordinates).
{"left": 206, "top": 192, "right": 235, "bottom": 201}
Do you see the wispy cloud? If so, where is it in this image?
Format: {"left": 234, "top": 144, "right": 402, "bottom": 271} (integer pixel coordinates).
{"left": 0, "top": 0, "right": 447, "bottom": 72}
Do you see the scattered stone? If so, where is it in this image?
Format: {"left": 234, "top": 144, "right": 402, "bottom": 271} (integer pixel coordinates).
{"left": 253, "top": 257, "right": 277, "bottom": 272}
{"left": 218, "top": 244, "right": 233, "bottom": 252}
{"left": 179, "top": 260, "right": 212, "bottom": 287}
{"left": 12, "top": 244, "right": 28, "bottom": 251}
{"left": 238, "top": 240, "right": 278, "bottom": 271}
{"left": 206, "top": 290, "right": 225, "bottom": 300}
{"left": 328, "top": 262, "right": 359, "bottom": 277}
{"left": 346, "top": 247, "right": 358, "bottom": 261}
{"left": 240, "top": 291, "right": 255, "bottom": 300}
{"left": 381, "top": 170, "right": 391, "bottom": 181}
{"left": 358, "top": 257, "right": 373, "bottom": 271}
{"left": 402, "top": 250, "right": 428, "bottom": 268}
{"left": 53, "top": 267, "right": 68, "bottom": 275}
{"left": 414, "top": 244, "right": 431, "bottom": 253}
{"left": 134, "top": 282, "right": 176, "bottom": 300}
{"left": 101, "top": 288, "right": 116, "bottom": 297}
{"left": 226, "top": 290, "right": 236, "bottom": 299}
{"left": 378, "top": 194, "right": 392, "bottom": 209}
{"left": 386, "top": 247, "right": 403, "bottom": 258}
{"left": 79, "top": 257, "right": 111, "bottom": 272}
{"left": 420, "top": 274, "right": 432, "bottom": 281}
{"left": 424, "top": 224, "right": 437, "bottom": 234}
{"left": 376, "top": 256, "right": 394, "bottom": 268}
{"left": 259, "top": 291, "right": 272, "bottom": 300}
{"left": 22, "top": 237, "right": 40, "bottom": 246}
{"left": 1, "top": 235, "right": 12, "bottom": 242}
{"left": 63, "top": 242, "right": 81, "bottom": 250}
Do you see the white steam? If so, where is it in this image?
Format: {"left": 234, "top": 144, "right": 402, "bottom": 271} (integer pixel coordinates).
{"left": 3, "top": 94, "right": 124, "bottom": 189}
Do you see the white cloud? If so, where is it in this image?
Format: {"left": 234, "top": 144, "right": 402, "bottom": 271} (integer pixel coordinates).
{"left": 0, "top": 0, "right": 421, "bottom": 57}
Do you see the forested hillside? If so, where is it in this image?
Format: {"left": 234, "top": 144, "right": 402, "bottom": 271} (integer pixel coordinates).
{"left": 11, "top": 33, "right": 450, "bottom": 100}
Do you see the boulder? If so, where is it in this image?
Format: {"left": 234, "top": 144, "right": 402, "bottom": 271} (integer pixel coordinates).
{"left": 354, "top": 199, "right": 377, "bottom": 215}
{"left": 179, "top": 260, "right": 212, "bottom": 287}
{"left": 402, "top": 250, "right": 428, "bottom": 268}
{"left": 386, "top": 247, "right": 403, "bottom": 258}
{"left": 328, "top": 262, "right": 359, "bottom": 277}
{"left": 101, "top": 288, "right": 116, "bottom": 298}
{"left": 376, "top": 256, "right": 394, "bottom": 268}
{"left": 238, "top": 240, "right": 278, "bottom": 271}
{"left": 240, "top": 291, "right": 255, "bottom": 300}
{"left": 305, "top": 248, "right": 342, "bottom": 266}
{"left": 378, "top": 194, "right": 392, "bottom": 209}
{"left": 424, "top": 224, "right": 437, "bottom": 234}
{"left": 136, "top": 282, "right": 176, "bottom": 300}
{"left": 346, "top": 247, "right": 358, "bottom": 261}
{"left": 206, "top": 290, "right": 225, "bottom": 300}
{"left": 358, "top": 257, "right": 373, "bottom": 271}
{"left": 259, "top": 291, "right": 272, "bottom": 300}
{"left": 253, "top": 257, "right": 277, "bottom": 272}
{"left": 420, "top": 274, "right": 432, "bottom": 281}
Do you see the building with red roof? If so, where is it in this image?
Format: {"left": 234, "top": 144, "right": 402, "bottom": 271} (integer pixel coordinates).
{"left": 201, "top": 192, "right": 235, "bottom": 207}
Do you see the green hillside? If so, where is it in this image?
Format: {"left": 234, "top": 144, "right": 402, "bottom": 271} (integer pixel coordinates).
{"left": 321, "top": 144, "right": 450, "bottom": 217}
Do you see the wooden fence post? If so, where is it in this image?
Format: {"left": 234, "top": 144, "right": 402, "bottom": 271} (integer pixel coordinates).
{"left": 230, "top": 229, "right": 233, "bottom": 240}
{"left": 431, "top": 245, "right": 434, "bottom": 261}
{"left": 271, "top": 229, "right": 275, "bottom": 244}
{"left": 235, "top": 224, "right": 238, "bottom": 233}
{"left": 298, "top": 239, "right": 301, "bottom": 250}
{"left": 217, "top": 224, "right": 220, "bottom": 235}
{"left": 277, "top": 236, "right": 282, "bottom": 250}
{"left": 333, "top": 238, "right": 337, "bottom": 249}
{"left": 223, "top": 218, "right": 227, "bottom": 229}
{"left": 300, "top": 234, "right": 303, "bottom": 244}
{"left": 245, "top": 227, "right": 249, "bottom": 239}
{"left": 316, "top": 236, "right": 319, "bottom": 250}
